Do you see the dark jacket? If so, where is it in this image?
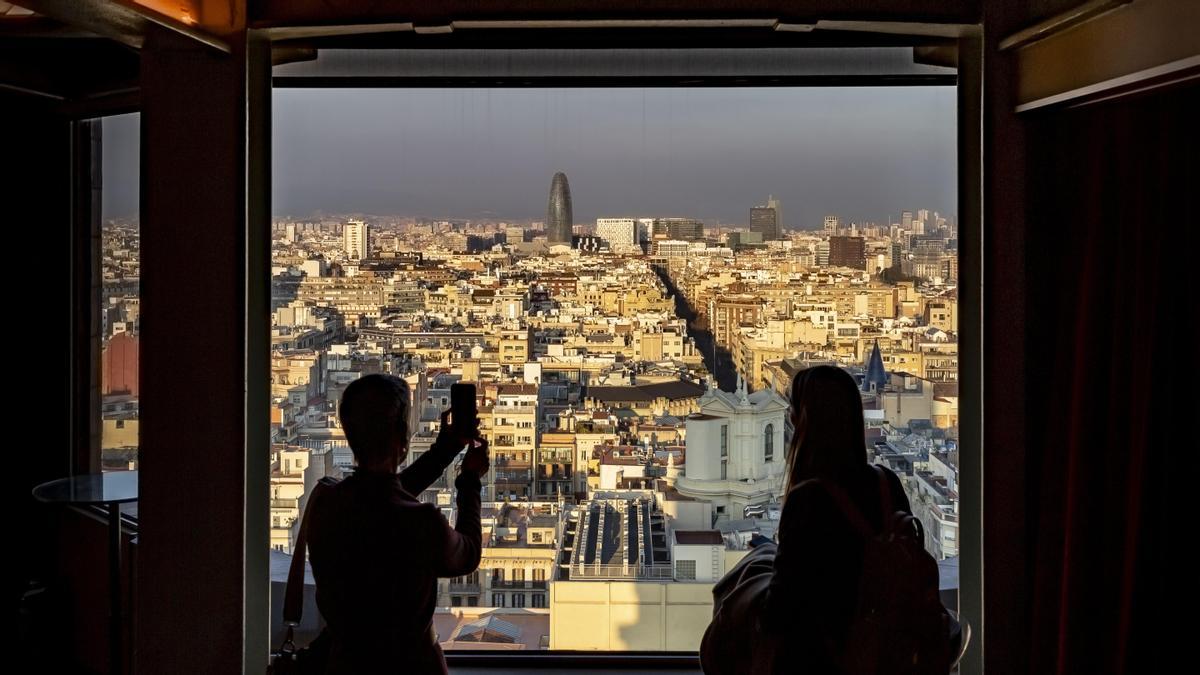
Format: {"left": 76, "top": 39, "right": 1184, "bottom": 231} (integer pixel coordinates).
{"left": 702, "top": 463, "right": 913, "bottom": 675}
{"left": 307, "top": 438, "right": 482, "bottom": 675}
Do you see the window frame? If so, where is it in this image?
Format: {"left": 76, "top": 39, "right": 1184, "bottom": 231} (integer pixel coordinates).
{"left": 245, "top": 24, "right": 985, "bottom": 674}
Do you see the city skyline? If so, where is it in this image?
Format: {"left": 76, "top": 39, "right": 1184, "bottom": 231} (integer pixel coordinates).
{"left": 101, "top": 87, "right": 957, "bottom": 225}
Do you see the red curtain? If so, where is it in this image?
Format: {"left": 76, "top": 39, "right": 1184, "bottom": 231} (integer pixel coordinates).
{"left": 1024, "top": 83, "right": 1196, "bottom": 673}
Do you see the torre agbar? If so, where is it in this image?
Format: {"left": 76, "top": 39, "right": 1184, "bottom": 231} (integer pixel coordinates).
{"left": 546, "top": 171, "right": 574, "bottom": 243}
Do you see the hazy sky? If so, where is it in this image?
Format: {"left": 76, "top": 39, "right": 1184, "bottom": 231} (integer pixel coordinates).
{"left": 103, "top": 87, "right": 956, "bottom": 228}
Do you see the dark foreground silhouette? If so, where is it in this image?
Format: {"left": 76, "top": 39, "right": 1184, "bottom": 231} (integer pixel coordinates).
{"left": 301, "top": 374, "right": 488, "bottom": 675}
{"left": 702, "top": 366, "right": 960, "bottom": 675}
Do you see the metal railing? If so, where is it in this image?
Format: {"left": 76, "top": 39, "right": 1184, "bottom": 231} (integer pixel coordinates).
{"left": 573, "top": 564, "right": 674, "bottom": 580}
{"left": 489, "top": 580, "right": 548, "bottom": 590}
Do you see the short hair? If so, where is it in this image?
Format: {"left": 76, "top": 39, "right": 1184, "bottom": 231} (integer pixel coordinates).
{"left": 338, "top": 374, "right": 410, "bottom": 466}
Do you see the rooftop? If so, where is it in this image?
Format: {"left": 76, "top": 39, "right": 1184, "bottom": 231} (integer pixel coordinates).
{"left": 674, "top": 530, "right": 724, "bottom": 545}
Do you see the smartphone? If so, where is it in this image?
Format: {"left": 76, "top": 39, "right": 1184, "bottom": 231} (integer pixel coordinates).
{"left": 449, "top": 382, "right": 478, "bottom": 434}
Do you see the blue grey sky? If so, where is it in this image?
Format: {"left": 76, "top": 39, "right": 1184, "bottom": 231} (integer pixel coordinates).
{"left": 104, "top": 87, "right": 956, "bottom": 228}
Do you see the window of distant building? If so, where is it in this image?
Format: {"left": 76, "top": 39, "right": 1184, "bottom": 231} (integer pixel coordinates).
{"left": 765, "top": 423, "right": 774, "bottom": 462}
{"left": 492, "top": 593, "right": 505, "bottom": 608}
{"left": 532, "top": 594, "right": 546, "bottom": 608}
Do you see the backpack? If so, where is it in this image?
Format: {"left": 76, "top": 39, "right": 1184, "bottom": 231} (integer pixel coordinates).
{"left": 814, "top": 465, "right": 950, "bottom": 675}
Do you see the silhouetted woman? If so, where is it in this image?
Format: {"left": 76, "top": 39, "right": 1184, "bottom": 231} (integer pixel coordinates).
{"left": 701, "top": 365, "right": 954, "bottom": 674}
{"left": 307, "top": 374, "right": 488, "bottom": 674}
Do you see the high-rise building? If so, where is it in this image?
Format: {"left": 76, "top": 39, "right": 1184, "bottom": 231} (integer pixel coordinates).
{"left": 726, "top": 231, "right": 764, "bottom": 250}
{"left": 637, "top": 218, "right": 655, "bottom": 243}
{"left": 344, "top": 219, "right": 369, "bottom": 260}
{"left": 657, "top": 218, "right": 705, "bottom": 241}
{"left": 546, "top": 172, "right": 574, "bottom": 243}
{"left": 824, "top": 215, "right": 839, "bottom": 236}
{"left": 829, "top": 236, "right": 866, "bottom": 269}
{"left": 750, "top": 204, "right": 779, "bottom": 241}
{"left": 595, "top": 218, "right": 638, "bottom": 246}
{"left": 901, "top": 210, "right": 914, "bottom": 230}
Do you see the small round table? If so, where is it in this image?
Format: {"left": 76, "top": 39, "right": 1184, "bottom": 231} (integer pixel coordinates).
{"left": 34, "top": 471, "right": 138, "bottom": 675}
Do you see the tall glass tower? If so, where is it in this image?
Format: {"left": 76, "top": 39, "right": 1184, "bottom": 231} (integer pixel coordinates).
{"left": 546, "top": 171, "right": 573, "bottom": 243}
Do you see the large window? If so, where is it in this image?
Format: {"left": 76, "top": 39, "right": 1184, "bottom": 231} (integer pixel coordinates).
{"left": 270, "top": 85, "right": 957, "bottom": 652}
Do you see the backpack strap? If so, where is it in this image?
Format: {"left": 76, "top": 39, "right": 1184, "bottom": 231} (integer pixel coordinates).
{"left": 283, "top": 477, "right": 338, "bottom": 625}
{"left": 871, "top": 464, "right": 894, "bottom": 525}
{"left": 871, "top": 465, "right": 926, "bottom": 542}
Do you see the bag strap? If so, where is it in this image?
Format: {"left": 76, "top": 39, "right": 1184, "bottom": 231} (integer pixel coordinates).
{"left": 871, "top": 464, "right": 894, "bottom": 525}
{"left": 283, "top": 477, "right": 336, "bottom": 625}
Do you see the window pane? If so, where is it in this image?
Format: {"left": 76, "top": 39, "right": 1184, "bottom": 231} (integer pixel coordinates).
{"left": 101, "top": 113, "right": 140, "bottom": 473}
{"left": 271, "top": 86, "right": 958, "bottom": 652}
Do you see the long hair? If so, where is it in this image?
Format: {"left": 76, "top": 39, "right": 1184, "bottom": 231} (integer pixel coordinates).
{"left": 784, "top": 366, "right": 868, "bottom": 495}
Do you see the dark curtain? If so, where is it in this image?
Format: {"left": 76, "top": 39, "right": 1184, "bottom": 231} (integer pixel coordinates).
{"left": 1024, "top": 83, "right": 1196, "bottom": 673}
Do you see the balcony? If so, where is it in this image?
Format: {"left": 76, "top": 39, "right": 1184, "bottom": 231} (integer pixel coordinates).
{"left": 490, "top": 580, "right": 549, "bottom": 590}
{"left": 448, "top": 582, "right": 481, "bottom": 594}
{"left": 493, "top": 456, "right": 531, "bottom": 468}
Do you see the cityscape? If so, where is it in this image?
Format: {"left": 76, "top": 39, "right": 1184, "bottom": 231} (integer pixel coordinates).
{"left": 99, "top": 167, "right": 958, "bottom": 651}
{"left": 12, "top": 3, "right": 1175, "bottom": 672}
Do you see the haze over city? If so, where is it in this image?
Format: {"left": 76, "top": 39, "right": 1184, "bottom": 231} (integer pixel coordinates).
{"left": 102, "top": 87, "right": 956, "bottom": 226}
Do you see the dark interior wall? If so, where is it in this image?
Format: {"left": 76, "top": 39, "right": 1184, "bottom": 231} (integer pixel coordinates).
{"left": 1022, "top": 83, "right": 1195, "bottom": 673}
{"left": 7, "top": 93, "right": 75, "bottom": 670}
{"left": 136, "top": 27, "right": 251, "bottom": 674}
{"left": 980, "top": 4, "right": 1031, "bottom": 674}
